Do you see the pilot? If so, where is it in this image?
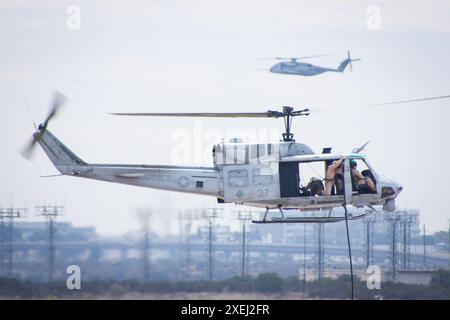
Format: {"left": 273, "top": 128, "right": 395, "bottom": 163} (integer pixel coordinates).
{"left": 350, "top": 160, "right": 376, "bottom": 193}
{"left": 324, "top": 157, "right": 346, "bottom": 195}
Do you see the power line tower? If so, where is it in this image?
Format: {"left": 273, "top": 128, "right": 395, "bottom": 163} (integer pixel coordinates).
{"left": 202, "top": 208, "right": 222, "bottom": 281}
{"left": 178, "top": 211, "right": 198, "bottom": 280}
{"left": 314, "top": 223, "right": 325, "bottom": 280}
{"left": 385, "top": 212, "right": 401, "bottom": 282}
{"left": 235, "top": 210, "right": 252, "bottom": 277}
{"left": 136, "top": 209, "right": 152, "bottom": 282}
{"left": 0, "top": 207, "right": 27, "bottom": 277}
{"left": 36, "top": 205, "right": 64, "bottom": 282}
{"left": 363, "top": 214, "right": 377, "bottom": 268}
{"left": 302, "top": 223, "right": 307, "bottom": 299}
{"left": 422, "top": 224, "right": 427, "bottom": 268}
{"left": 184, "top": 212, "right": 194, "bottom": 279}
{"left": 400, "top": 212, "right": 418, "bottom": 270}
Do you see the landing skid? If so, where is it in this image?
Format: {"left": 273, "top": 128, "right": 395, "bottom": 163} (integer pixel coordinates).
{"left": 252, "top": 213, "right": 368, "bottom": 224}
{"left": 252, "top": 206, "right": 370, "bottom": 224}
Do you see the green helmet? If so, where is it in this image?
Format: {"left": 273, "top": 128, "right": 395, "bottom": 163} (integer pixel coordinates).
{"left": 350, "top": 159, "right": 357, "bottom": 168}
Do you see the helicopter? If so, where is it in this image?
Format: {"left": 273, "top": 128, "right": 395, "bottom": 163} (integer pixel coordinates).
{"left": 21, "top": 92, "right": 450, "bottom": 224}
{"left": 268, "top": 51, "right": 360, "bottom": 76}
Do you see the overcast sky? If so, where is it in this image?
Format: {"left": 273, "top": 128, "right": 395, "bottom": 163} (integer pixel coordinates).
{"left": 1, "top": 0, "right": 449, "bottom": 235}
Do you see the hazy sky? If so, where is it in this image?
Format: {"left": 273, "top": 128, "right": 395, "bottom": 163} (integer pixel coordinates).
{"left": 1, "top": 0, "right": 449, "bottom": 234}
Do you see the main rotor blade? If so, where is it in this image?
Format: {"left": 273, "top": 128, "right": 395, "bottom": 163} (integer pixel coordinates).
{"left": 110, "top": 112, "right": 283, "bottom": 118}
{"left": 361, "top": 95, "right": 450, "bottom": 108}
{"left": 298, "top": 53, "right": 334, "bottom": 59}
{"left": 262, "top": 53, "right": 334, "bottom": 61}
{"left": 314, "top": 94, "right": 450, "bottom": 113}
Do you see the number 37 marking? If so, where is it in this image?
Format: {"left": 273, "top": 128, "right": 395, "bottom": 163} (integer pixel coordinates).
{"left": 257, "top": 189, "right": 269, "bottom": 197}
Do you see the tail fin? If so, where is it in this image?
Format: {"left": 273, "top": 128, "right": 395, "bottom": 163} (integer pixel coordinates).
{"left": 37, "top": 129, "right": 86, "bottom": 172}
{"left": 337, "top": 59, "right": 351, "bottom": 72}
{"left": 337, "top": 51, "right": 360, "bottom": 72}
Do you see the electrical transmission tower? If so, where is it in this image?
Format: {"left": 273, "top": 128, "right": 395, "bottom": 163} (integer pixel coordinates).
{"left": 202, "top": 208, "right": 222, "bottom": 281}
{"left": 36, "top": 205, "right": 64, "bottom": 282}
{"left": 399, "top": 212, "right": 418, "bottom": 270}
{"left": 236, "top": 210, "right": 252, "bottom": 277}
{"left": 423, "top": 224, "right": 427, "bottom": 268}
{"left": 385, "top": 212, "right": 401, "bottom": 282}
{"left": 0, "top": 207, "right": 26, "bottom": 277}
{"left": 363, "top": 214, "right": 377, "bottom": 268}
{"left": 314, "top": 223, "right": 325, "bottom": 280}
{"left": 178, "top": 211, "right": 198, "bottom": 280}
{"left": 302, "top": 223, "right": 307, "bottom": 299}
{"left": 137, "top": 209, "right": 152, "bottom": 282}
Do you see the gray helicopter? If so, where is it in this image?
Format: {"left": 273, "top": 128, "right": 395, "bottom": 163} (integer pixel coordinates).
{"left": 268, "top": 51, "right": 360, "bottom": 76}
{"left": 20, "top": 92, "right": 450, "bottom": 224}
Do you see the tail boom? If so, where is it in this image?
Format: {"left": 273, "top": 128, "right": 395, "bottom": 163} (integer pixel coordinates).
{"left": 36, "top": 129, "right": 221, "bottom": 196}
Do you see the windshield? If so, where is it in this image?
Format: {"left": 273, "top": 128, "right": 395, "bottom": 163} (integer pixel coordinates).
{"left": 351, "top": 157, "right": 379, "bottom": 181}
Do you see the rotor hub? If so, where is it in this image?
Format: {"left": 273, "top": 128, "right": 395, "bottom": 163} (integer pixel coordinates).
{"left": 38, "top": 123, "right": 47, "bottom": 131}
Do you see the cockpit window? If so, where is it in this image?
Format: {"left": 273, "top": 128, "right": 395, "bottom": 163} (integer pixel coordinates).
{"left": 350, "top": 158, "right": 377, "bottom": 194}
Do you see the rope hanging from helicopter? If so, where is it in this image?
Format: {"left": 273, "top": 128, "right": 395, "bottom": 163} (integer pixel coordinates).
{"left": 342, "top": 164, "right": 355, "bottom": 300}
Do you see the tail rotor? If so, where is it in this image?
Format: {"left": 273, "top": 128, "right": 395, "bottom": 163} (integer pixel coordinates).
{"left": 347, "top": 51, "right": 361, "bottom": 72}
{"left": 20, "top": 91, "right": 67, "bottom": 160}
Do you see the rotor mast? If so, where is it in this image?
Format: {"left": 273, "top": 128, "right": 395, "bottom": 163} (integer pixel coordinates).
{"left": 276, "top": 106, "right": 310, "bottom": 142}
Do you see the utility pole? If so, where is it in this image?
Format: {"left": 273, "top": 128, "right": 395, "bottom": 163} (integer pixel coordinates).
{"left": 137, "top": 209, "right": 152, "bottom": 282}
{"left": 203, "top": 208, "right": 222, "bottom": 281}
{"left": 184, "top": 212, "right": 195, "bottom": 279}
{"left": 314, "top": 223, "right": 324, "bottom": 280}
{"left": 423, "top": 224, "right": 426, "bottom": 268}
{"left": 399, "top": 211, "right": 417, "bottom": 270}
{"left": 392, "top": 219, "right": 397, "bottom": 282}
{"left": 385, "top": 212, "right": 401, "bottom": 282}
{"left": 0, "top": 208, "right": 26, "bottom": 277}
{"left": 303, "top": 223, "right": 307, "bottom": 299}
{"left": 363, "top": 215, "right": 376, "bottom": 268}
{"left": 36, "top": 205, "right": 64, "bottom": 283}
{"left": 178, "top": 211, "right": 196, "bottom": 280}
{"left": 236, "top": 210, "right": 252, "bottom": 277}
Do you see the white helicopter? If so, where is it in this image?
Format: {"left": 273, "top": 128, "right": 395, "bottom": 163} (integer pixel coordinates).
{"left": 268, "top": 51, "right": 360, "bottom": 76}
{"left": 21, "top": 92, "right": 450, "bottom": 224}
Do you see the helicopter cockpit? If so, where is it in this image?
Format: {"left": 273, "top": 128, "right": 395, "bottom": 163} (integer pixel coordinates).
{"left": 296, "top": 157, "right": 378, "bottom": 197}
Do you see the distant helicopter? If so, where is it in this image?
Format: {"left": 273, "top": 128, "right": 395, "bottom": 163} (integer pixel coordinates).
{"left": 20, "top": 92, "right": 450, "bottom": 224}
{"left": 268, "top": 51, "right": 360, "bottom": 76}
